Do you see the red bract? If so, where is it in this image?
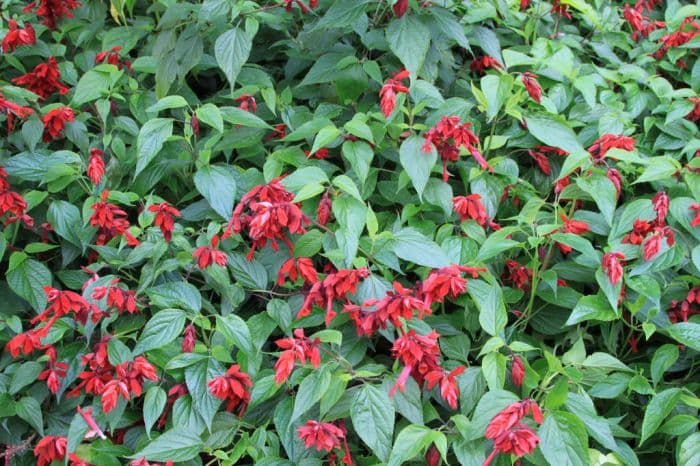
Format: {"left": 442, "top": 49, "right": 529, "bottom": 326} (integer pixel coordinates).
{"left": 317, "top": 191, "right": 332, "bottom": 226}
{"left": 208, "top": 364, "right": 253, "bottom": 415}
{"left": 379, "top": 69, "right": 410, "bottom": 118}
{"left": 95, "top": 46, "right": 132, "bottom": 71}
{"left": 297, "top": 420, "right": 344, "bottom": 452}
{"left": 485, "top": 399, "right": 543, "bottom": 440}
{"left": 283, "top": 0, "right": 315, "bottom": 13}
{"left": 642, "top": 227, "right": 674, "bottom": 261}
{"left": 12, "top": 57, "right": 69, "bottom": 100}
{"left": 521, "top": 72, "right": 542, "bottom": 103}
{"left": 687, "top": 97, "right": 700, "bottom": 122}
{"left": 452, "top": 194, "right": 499, "bottom": 229}
{"left": 527, "top": 149, "right": 551, "bottom": 175}
{"left": 42, "top": 106, "right": 75, "bottom": 141}
{"left": 503, "top": 260, "right": 532, "bottom": 290}
{"left": 277, "top": 257, "right": 318, "bottom": 285}
{"left": 393, "top": 0, "right": 408, "bottom": 17}
{"left": 298, "top": 267, "right": 369, "bottom": 326}
{"left": 1, "top": 20, "right": 36, "bottom": 52}
{"left": 77, "top": 406, "right": 107, "bottom": 439}
{"left": 652, "top": 191, "right": 669, "bottom": 225}
{"left": 69, "top": 453, "right": 94, "bottom": 466}
{"left": 24, "top": 0, "right": 80, "bottom": 28}
{"left": 425, "top": 116, "right": 493, "bottom": 178}
{"left": 623, "top": 219, "right": 652, "bottom": 245}
{"left": 425, "top": 365, "right": 465, "bottom": 409}
{"left": 550, "top": 0, "right": 571, "bottom": 18}
{"left": 89, "top": 191, "right": 139, "bottom": 246}
{"left": 32, "top": 286, "right": 92, "bottom": 335}
{"left": 469, "top": 56, "right": 502, "bottom": 74}
{"left": 390, "top": 329, "right": 441, "bottom": 395}
{"left": 274, "top": 328, "right": 321, "bottom": 384}
{"left": 0, "top": 91, "right": 33, "bottom": 132}
{"left": 356, "top": 281, "right": 430, "bottom": 331}
{"left": 182, "top": 324, "right": 196, "bottom": 352}
{"left": 34, "top": 436, "right": 67, "bottom": 466}
{"left": 148, "top": 201, "right": 181, "bottom": 242}
{"left": 92, "top": 278, "right": 139, "bottom": 314}
{"left": 235, "top": 93, "right": 257, "bottom": 113}
{"left": 192, "top": 235, "right": 228, "bottom": 269}
{"left": 624, "top": 4, "right": 664, "bottom": 40}
{"left": 511, "top": 355, "right": 525, "bottom": 387}
{"left": 38, "top": 357, "right": 68, "bottom": 394}
{"left": 607, "top": 168, "right": 622, "bottom": 199}
{"left": 425, "top": 445, "right": 440, "bottom": 466}
{"left": 224, "top": 176, "right": 308, "bottom": 259}
{"left": 420, "top": 265, "right": 485, "bottom": 307}
{"left": 587, "top": 134, "right": 636, "bottom": 161}
{"left": 87, "top": 148, "right": 105, "bottom": 185}
{"left": 602, "top": 252, "right": 625, "bottom": 285}
{"left": 652, "top": 17, "right": 700, "bottom": 59}
{"left": 5, "top": 329, "right": 44, "bottom": 357}
{"left": 483, "top": 423, "right": 540, "bottom": 466}
{"left": 306, "top": 147, "right": 329, "bottom": 159}
{"left": 560, "top": 214, "right": 590, "bottom": 235}
{"left": 690, "top": 203, "right": 700, "bottom": 227}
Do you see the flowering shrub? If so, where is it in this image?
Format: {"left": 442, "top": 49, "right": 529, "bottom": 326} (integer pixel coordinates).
{"left": 1, "top": 0, "right": 700, "bottom": 464}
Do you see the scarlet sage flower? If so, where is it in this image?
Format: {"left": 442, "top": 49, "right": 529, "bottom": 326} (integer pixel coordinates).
{"left": 192, "top": 235, "right": 228, "bottom": 269}
{"left": 652, "top": 191, "right": 669, "bottom": 225}
{"left": 207, "top": 364, "right": 253, "bottom": 415}
{"left": 379, "top": 69, "right": 410, "bottom": 118}
{"left": 364, "top": 281, "right": 431, "bottom": 328}
{"left": 425, "top": 365, "right": 465, "bottom": 409}
{"left": 550, "top": 0, "right": 572, "bottom": 18}
{"left": 89, "top": 191, "right": 139, "bottom": 246}
{"left": 148, "top": 202, "right": 181, "bottom": 242}
{"left": 503, "top": 260, "right": 532, "bottom": 291}
{"left": 69, "top": 453, "right": 94, "bottom": 466}
{"left": 317, "top": 191, "right": 332, "bottom": 226}
{"left": 283, "top": 0, "right": 315, "bottom": 13}
{"left": 393, "top": 0, "right": 408, "bottom": 17}
{"left": 38, "top": 357, "right": 68, "bottom": 394}
{"left": 182, "top": 324, "right": 196, "bottom": 352}
{"left": 652, "top": 17, "right": 700, "bottom": 59}
{"left": 0, "top": 92, "right": 33, "bottom": 132}
{"left": 77, "top": 407, "right": 107, "bottom": 439}
{"left": 23, "top": 0, "right": 80, "bottom": 29}
{"left": 687, "top": 98, "right": 700, "bottom": 121}
{"left": 420, "top": 265, "right": 485, "bottom": 307}
{"left": 95, "top": 46, "right": 132, "bottom": 71}
{"left": 469, "top": 56, "right": 502, "bottom": 75}
{"left": 274, "top": 328, "right": 321, "bottom": 384}
{"left": 483, "top": 423, "right": 540, "bottom": 466}
{"left": 32, "top": 286, "right": 92, "bottom": 336}
{"left": 34, "top": 436, "right": 67, "bottom": 466}
{"left": 425, "top": 116, "right": 493, "bottom": 178}
{"left": 511, "top": 355, "right": 525, "bottom": 387}
{"left": 602, "top": 252, "right": 625, "bottom": 285}
{"left": 12, "top": 57, "right": 70, "bottom": 100}
{"left": 453, "top": 194, "right": 490, "bottom": 225}
{"left": 277, "top": 257, "right": 318, "bottom": 286}
{"left": 607, "top": 168, "right": 622, "bottom": 199}
{"left": 1, "top": 20, "right": 36, "bottom": 52}
{"left": 298, "top": 267, "right": 369, "bottom": 326}
{"left": 223, "top": 176, "right": 308, "bottom": 260}
{"left": 521, "top": 72, "right": 542, "bottom": 103}
{"left": 87, "top": 148, "right": 105, "bottom": 185}
{"left": 92, "top": 278, "right": 139, "bottom": 314}
{"left": 623, "top": 4, "right": 664, "bottom": 41}
{"left": 41, "top": 106, "right": 75, "bottom": 142}
{"left": 297, "top": 420, "right": 344, "bottom": 452}
{"left": 587, "top": 134, "right": 636, "bottom": 161}
{"left": 235, "top": 93, "right": 257, "bottom": 113}
{"left": 390, "top": 329, "right": 442, "bottom": 395}
{"left": 5, "top": 329, "right": 43, "bottom": 357}
{"left": 485, "top": 399, "right": 543, "bottom": 440}
{"left": 690, "top": 203, "right": 700, "bottom": 227}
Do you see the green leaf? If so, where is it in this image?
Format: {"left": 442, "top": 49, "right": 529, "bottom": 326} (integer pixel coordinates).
{"left": 386, "top": 15, "right": 430, "bottom": 77}
{"left": 228, "top": 253, "right": 268, "bottom": 289}
{"left": 481, "top": 74, "right": 513, "bottom": 121}
{"left": 475, "top": 228, "right": 520, "bottom": 261}
{"left": 577, "top": 175, "right": 618, "bottom": 226}
{"left": 133, "top": 309, "right": 186, "bottom": 355}
{"left": 10, "top": 361, "right": 43, "bottom": 394}
{"left": 387, "top": 424, "right": 446, "bottom": 466}
{"left": 196, "top": 103, "right": 224, "bottom": 133}
{"left": 147, "top": 281, "right": 202, "bottom": 312}
{"left": 6, "top": 253, "right": 52, "bottom": 312}
{"left": 634, "top": 157, "right": 681, "bottom": 184}
{"left": 135, "top": 118, "right": 173, "bottom": 178}
{"left": 215, "top": 27, "right": 253, "bottom": 90}
{"left": 130, "top": 427, "right": 204, "bottom": 461}
{"left": 310, "top": 125, "right": 341, "bottom": 155}
{"left": 342, "top": 140, "right": 374, "bottom": 184}
{"left": 216, "top": 314, "right": 253, "bottom": 355}
{"left": 107, "top": 338, "right": 132, "bottom": 365}
{"left": 332, "top": 175, "right": 363, "bottom": 201}
{"left": 650, "top": 344, "right": 679, "bottom": 385}
{"left": 392, "top": 228, "right": 450, "bottom": 268}
{"left": 291, "top": 365, "right": 331, "bottom": 422}
{"left": 314, "top": 0, "right": 372, "bottom": 30}
{"left": 72, "top": 69, "right": 111, "bottom": 106}
{"left": 468, "top": 279, "right": 507, "bottom": 336}
{"left": 194, "top": 164, "right": 237, "bottom": 219}
{"left": 221, "top": 106, "right": 271, "bottom": 129}
{"left": 539, "top": 411, "right": 589, "bottom": 466}
{"left": 147, "top": 95, "right": 189, "bottom": 113}
{"left": 16, "top": 397, "right": 44, "bottom": 435}
{"left": 525, "top": 113, "right": 585, "bottom": 155}
{"left": 144, "top": 386, "right": 167, "bottom": 437}
{"left": 351, "top": 384, "right": 395, "bottom": 462}
{"left": 47, "top": 200, "right": 87, "bottom": 249}
{"left": 667, "top": 322, "right": 700, "bottom": 352}
{"left": 679, "top": 432, "right": 700, "bottom": 466}
{"left": 399, "top": 135, "right": 436, "bottom": 200}
{"left": 185, "top": 358, "right": 223, "bottom": 430}
{"left": 640, "top": 388, "right": 682, "bottom": 445}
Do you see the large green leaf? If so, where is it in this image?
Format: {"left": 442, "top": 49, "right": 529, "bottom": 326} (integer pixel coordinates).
{"left": 538, "top": 411, "right": 589, "bottom": 466}
{"left": 133, "top": 309, "right": 186, "bottom": 354}
{"left": 640, "top": 388, "right": 682, "bottom": 445}
{"left": 351, "top": 384, "right": 395, "bottom": 462}
{"left": 6, "top": 252, "right": 52, "bottom": 312}
{"left": 134, "top": 118, "right": 173, "bottom": 178}
{"left": 194, "top": 164, "right": 237, "bottom": 219}
{"left": 386, "top": 15, "right": 430, "bottom": 77}
{"left": 130, "top": 427, "right": 204, "bottom": 462}
{"left": 215, "top": 27, "right": 252, "bottom": 90}
{"left": 399, "top": 135, "right": 436, "bottom": 201}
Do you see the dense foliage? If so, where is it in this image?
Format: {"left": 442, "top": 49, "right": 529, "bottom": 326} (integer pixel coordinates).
{"left": 1, "top": 0, "right": 700, "bottom": 464}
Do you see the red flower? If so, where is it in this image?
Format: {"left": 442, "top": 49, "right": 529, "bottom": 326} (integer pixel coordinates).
{"left": 0, "top": 91, "right": 34, "bottom": 132}
{"left": 12, "top": 57, "right": 70, "bottom": 100}
{"left": 148, "top": 202, "right": 181, "bottom": 242}
{"left": 317, "top": 191, "right": 332, "bottom": 226}
{"left": 652, "top": 17, "right": 700, "bottom": 59}
{"left": 192, "top": 235, "right": 228, "bottom": 269}
{"left": 190, "top": 112, "right": 200, "bottom": 136}
{"left": 607, "top": 168, "right": 622, "bottom": 199}
{"left": 38, "top": 358, "right": 68, "bottom": 394}
{"left": 642, "top": 230, "right": 662, "bottom": 261}
{"left": 453, "top": 194, "right": 489, "bottom": 225}
{"left": 268, "top": 123, "right": 287, "bottom": 140}
{"left": 602, "top": 252, "right": 625, "bottom": 285}
{"left": 95, "top": 46, "right": 132, "bottom": 71}
{"left": 87, "top": 148, "right": 105, "bottom": 185}
{"left": 297, "top": 420, "right": 344, "bottom": 452}
{"left": 623, "top": 4, "right": 664, "bottom": 41}
{"left": 554, "top": 175, "right": 570, "bottom": 194}
{"left": 69, "top": 453, "right": 94, "bottom": 466}
{"left": 521, "top": 72, "right": 542, "bottom": 103}
{"left": 485, "top": 399, "right": 543, "bottom": 440}
{"left": 42, "top": 106, "right": 75, "bottom": 142}
{"left": 224, "top": 176, "right": 308, "bottom": 260}
{"left": 34, "top": 436, "right": 67, "bottom": 466}
{"left": 207, "top": 364, "right": 253, "bottom": 415}
{"left": 89, "top": 191, "right": 139, "bottom": 246}
{"left": 527, "top": 149, "right": 551, "bottom": 175}
{"left": 560, "top": 214, "right": 590, "bottom": 235}
{"left": 550, "top": 0, "right": 572, "bottom": 18}
{"left": 420, "top": 265, "right": 485, "bottom": 307}
{"left": 425, "top": 365, "right": 465, "bottom": 409}
{"left": 283, "top": 0, "right": 315, "bottom": 13}
{"left": 687, "top": 97, "right": 700, "bottom": 122}
{"left": 587, "top": 134, "right": 636, "bottom": 161}
{"left": 274, "top": 328, "right": 321, "bottom": 384}
{"left": 77, "top": 406, "right": 107, "bottom": 440}
{"left": 483, "top": 423, "right": 540, "bottom": 466}
{"left": 390, "top": 329, "right": 441, "bottom": 395}
{"left": 182, "top": 324, "right": 196, "bottom": 352}
{"left": 511, "top": 355, "right": 525, "bottom": 387}
{"left": 354, "top": 281, "right": 431, "bottom": 333}
{"left": 652, "top": 191, "right": 669, "bottom": 225}
{"left": 425, "top": 116, "right": 493, "bottom": 178}
{"left": 425, "top": 445, "right": 440, "bottom": 466}
{"left": 92, "top": 278, "right": 139, "bottom": 314}
{"left": 235, "top": 93, "right": 257, "bottom": 113}
{"left": 469, "top": 56, "right": 502, "bottom": 75}
{"left": 305, "top": 148, "right": 329, "bottom": 159}
{"left": 623, "top": 219, "right": 652, "bottom": 245}
{"left": 298, "top": 267, "right": 369, "bottom": 326}
{"left": 393, "top": 0, "right": 408, "bottom": 17}
{"left": 380, "top": 69, "right": 410, "bottom": 118}
{"left": 277, "top": 257, "right": 319, "bottom": 286}
{"left": 1, "top": 20, "right": 36, "bottom": 52}
{"left": 503, "top": 260, "right": 532, "bottom": 291}
{"left": 23, "top": 0, "right": 80, "bottom": 29}
{"left": 690, "top": 203, "right": 700, "bottom": 227}
{"left": 5, "top": 329, "right": 44, "bottom": 357}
